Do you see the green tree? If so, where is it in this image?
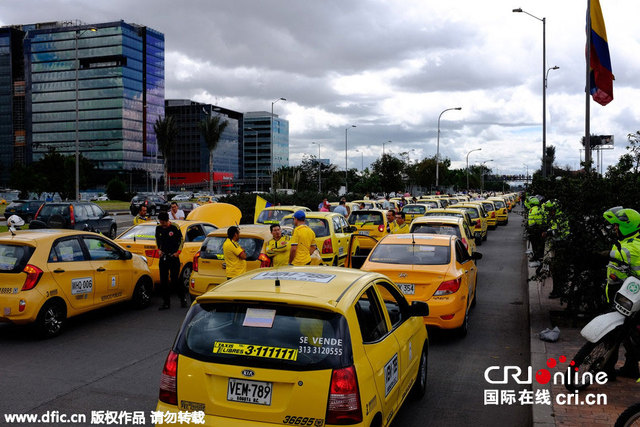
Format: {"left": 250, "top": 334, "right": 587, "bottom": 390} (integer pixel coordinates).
{"left": 371, "top": 154, "right": 406, "bottom": 195}
{"left": 625, "top": 131, "right": 640, "bottom": 173}
{"left": 154, "top": 115, "right": 179, "bottom": 199}
{"left": 200, "top": 115, "right": 229, "bottom": 195}
{"left": 106, "top": 178, "right": 127, "bottom": 201}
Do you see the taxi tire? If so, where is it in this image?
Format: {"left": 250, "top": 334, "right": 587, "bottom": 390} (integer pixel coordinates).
{"left": 456, "top": 308, "right": 469, "bottom": 338}
{"left": 180, "top": 263, "right": 192, "bottom": 294}
{"left": 35, "top": 299, "right": 66, "bottom": 338}
{"left": 410, "top": 342, "right": 428, "bottom": 399}
{"left": 482, "top": 232, "right": 487, "bottom": 241}
{"left": 132, "top": 277, "right": 152, "bottom": 309}
{"left": 471, "top": 275, "right": 478, "bottom": 308}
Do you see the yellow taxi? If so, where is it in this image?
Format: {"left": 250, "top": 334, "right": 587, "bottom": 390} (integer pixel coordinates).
{"left": 401, "top": 203, "right": 437, "bottom": 224}
{"left": 0, "top": 229, "right": 153, "bottom": 337}
{"left": 418, "top": 198, "right": 444, "bottom": 208}
{"left": 409, "top": 215, "right": 477, "bottom": 256}
{"left": 346, "top": 208, "right": 390, "bottom": 254}
{"left": 488, "top": 197, "right": 509, "bottom": 225}
{"left": 352, "top": 200, "right": 383, "bottom": 210}
{"left": 448, "top": 203, "right": 488, "bottom": 245}
{"left": 358, "top": 234, "right": 481, "bottom": 336}
{"left": 255, "top": 206, "right": 310, "bottom": 225}
{"left": 280, "top": 212, "right": 358, "bottom": 266}
{"left": 422, "top": 208, "right": 473, "bottom": 229}
{"left": 188, "top": 224, "right": 273, "bottom": 300}
{"left": 115, "top": 220, "right": 217, "bottom": 290}
{"left": 478, "top": 200, "right": 498, "bottom": 230}
{"left": 156, "top": 266, "right": 429, "bottom": 426}
{"left": 196, "top": 195, "right": 218, "bottom": 204}
{"left": 378, "top": 199, "right": 400, "bottom": 211}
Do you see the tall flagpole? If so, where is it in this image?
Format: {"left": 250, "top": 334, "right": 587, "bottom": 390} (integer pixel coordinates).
{"left": 585, "top": 0, "right": 592, "bottom": 169}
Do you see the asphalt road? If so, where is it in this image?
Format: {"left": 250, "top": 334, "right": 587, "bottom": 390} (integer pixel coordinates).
{"left": 0, "top": 209, "right": 531, "bottom": 426}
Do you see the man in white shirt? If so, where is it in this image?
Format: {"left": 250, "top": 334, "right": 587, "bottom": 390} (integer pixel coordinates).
{"left": 169, "top": 202, "right": 185, "bottom": 220}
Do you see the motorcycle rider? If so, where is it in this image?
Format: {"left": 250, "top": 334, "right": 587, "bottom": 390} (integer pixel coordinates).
{"left": 603, "top": 206, "right": 640, "bottom": 379}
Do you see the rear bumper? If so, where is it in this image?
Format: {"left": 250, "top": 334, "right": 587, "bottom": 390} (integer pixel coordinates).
{"left": 0, "top": 291, "right": 46, "bottom": 324}
{"left": 189, "top": 273, "right": 225, "bottom": 297}
{"left": 410, "top": 294, "right": 467, "bottom": 329}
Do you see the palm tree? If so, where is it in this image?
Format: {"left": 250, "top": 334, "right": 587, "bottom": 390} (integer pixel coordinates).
{"left": 153, "top": 116, "right": 179, "bottom": 199}
{"left": 200, "top": 115, "right": 229, "bottom": 195}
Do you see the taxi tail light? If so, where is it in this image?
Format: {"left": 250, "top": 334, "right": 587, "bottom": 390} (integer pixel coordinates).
{"left": 258, "top": 253, "right": 272, "bottom": 268}
{"left": 378, "top": 224, "right": 385, "bottom": 233}
{"left": 322, "top": 238, "right": 333, "bottom": 254}
{"left": 69, "top": 204, "right": 75, "bottom": 226}
{"left": 461, "top": 238, "right": 469, "bottom": 250}
{"left": 159, "top": 350, "right": 178, "bottom": 405}
{"left": 145, "top": 249, "right": 160, "bottom": 258}
{"left": 193, "top": 251, "right": 200, "bottom": 272}
{"left": 326, "top": 365, "right": 362, "bottom": 425}
{"left": 475, "top": 219, "right": 481, "bottom": 228}
{"left": 21, "top": 264, "right": 43, "bottom": 291}
{"left": 491, "top": 212, "right": 496, "bottom": 218}
{"left": 434, "top": 277, "right": 462, "bottom": 296}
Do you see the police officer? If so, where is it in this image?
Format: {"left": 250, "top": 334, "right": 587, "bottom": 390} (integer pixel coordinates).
{"left": 542, "top": 200, "right": 570, "bottom": 298}
{"left": 603, "top": 206, "right": 640, "bottom": 379}
{"left": 527, "top": 197, "right": 544, "bottom": 265}
{"left": 155, "top": 211, "right": 186, "bottom": 310}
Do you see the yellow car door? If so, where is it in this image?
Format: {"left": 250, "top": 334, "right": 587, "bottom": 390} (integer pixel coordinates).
{"left": 82, "top": 235, "right": 131, "bottom": 304}
{"left": 454, "top": 239, "right": 478, "bottom": 307}
{"left": 48, "top": 236, "right": 95, "bottom": 310}
{"left": 354, "top": 285, "right": 401, "bottom": 422}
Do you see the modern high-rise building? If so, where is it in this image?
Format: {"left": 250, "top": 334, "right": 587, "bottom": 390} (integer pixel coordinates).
{"left": 243, "top": 111, "right": 289, "bottom": 191}
{"left": 0, "top": 20, "right": 164, "bottom": 186}
{"left": 165, "top": 99, "right": 241, "bottom": 190}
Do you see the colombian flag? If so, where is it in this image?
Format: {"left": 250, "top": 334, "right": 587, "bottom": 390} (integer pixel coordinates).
{"left": 253, "top": 195, "right": 272, "bottom": 223}
{"left": 588, "top": 0, "right": 614, "bottom": 106}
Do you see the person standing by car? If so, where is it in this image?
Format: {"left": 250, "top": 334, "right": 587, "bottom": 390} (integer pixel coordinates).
{"left": 288, "top": 210, "right": 317, "bottom": 266}
{"left": 386, "top": 210, "right": 397, "bottom": 233}
{"left": 601, "top": 207, "right": 640, "bottom": 379}
{"left": 334, "top": 200, "right": 349, "bottom": 217}
{"left": 155, "top": 212, "right": 187, "bottom": 310}
{"left": 266, "top": 224, "right": 290, "bottom": 267}
{"left": 392, "top": 212, "right": 410, "bottom": 234}
{"left": 223, "top": 226, "right": 247, "bottom": 280}
{"left": 542, "top": 200, "right": 570, "bottom": 299}
{"left": 168, "top": 202, "right": 185, "bottom": 220}
{"left": 133, "top": 205, "right": 150, "bottom": 225}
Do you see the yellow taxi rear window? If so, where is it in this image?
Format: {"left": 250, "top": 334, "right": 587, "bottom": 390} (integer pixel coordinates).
{"left": 348, "top": 211, "right": 383, "bottom": 225}
{"left": 411, "top": 223, "right": 461, "bottom": 239}
{"left": 257, "top": 210, "right": 292, "bottom": 224}
{"left": 402, "top": 205, "right": 426, "bottom": 214}
{"left": 369, "top": 243, "right": 450, "bottom": 265}
{"left": 0, "top": 244, "right": 34, "bottom": 272}
{"left": 177, "top": 303, "right": 352, "bottom": 371}
{"left": 201, "top": 237, "right": 264, "bottom": 261}
{"left": 118, "top": 225, "right": 157, "bottom": 240}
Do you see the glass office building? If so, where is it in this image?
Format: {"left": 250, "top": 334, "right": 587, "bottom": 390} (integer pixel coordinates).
{"left": 165, "top": 100, "right": 241, "bottom": 182}
{"left": 0, "top": 21, "right": 164, "bottom": 185}
{"left": 244, "top": 111, "right": 289, "bottom": 190}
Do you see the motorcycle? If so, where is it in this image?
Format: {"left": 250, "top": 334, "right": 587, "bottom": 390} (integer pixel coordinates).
{"left": 565, "top": 260, "right": 640, "bottom": 392}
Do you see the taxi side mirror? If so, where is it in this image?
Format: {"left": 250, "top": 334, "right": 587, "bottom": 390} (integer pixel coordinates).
{"left": 347, "top": 226, "right": 357, "bottom": 233}
{"left": 472, "top": 252, "right": 483, "bottom": 261}
{"left": 122, "top": 250, "right": 133, "bottom": 260}
{"left": 410, "top": 301, "right": 429, "bottom": 317}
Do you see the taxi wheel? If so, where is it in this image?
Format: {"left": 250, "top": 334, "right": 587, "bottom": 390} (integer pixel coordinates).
{"left": 456, "top": 308, "right": 469, "bottom": 338}
{"left": 411, "top": 342, "right": 428, "bottom": 399}
{"left": 35, "top": 300, "right": 66, "bottom": 338}
{"left": 475, "top": 236, "right": 482, "bottom": 246}
{"left": 482, "top": 232, "right": 487, "bottom": 241}
{"left": 180, "top": 263, "right": 192, "bottom": 293}
{"left": 332, "top": 257, "right": 338, "bottom": 266}
{"left": 132, "top": 278, "right": 152, "bottom": 309}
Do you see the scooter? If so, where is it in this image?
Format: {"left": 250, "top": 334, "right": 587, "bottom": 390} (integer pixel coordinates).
{"left": 565, "top": 260, "right": 640, "bottom": 392}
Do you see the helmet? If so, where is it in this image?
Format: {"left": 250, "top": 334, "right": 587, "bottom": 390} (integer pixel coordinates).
{"left": 603, "top": 207, "right": 640, "bottom": 237}
{"left": 529, "top": 197, "right": 540, "bottom": 206}
{"left": 543, "top": 200, "right": 557, "bottom": 210}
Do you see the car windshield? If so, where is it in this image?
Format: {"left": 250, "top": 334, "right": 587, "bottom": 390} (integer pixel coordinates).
{"left": 0, "top": 244, "right": 35, "bottom": 273}
{"left": 176, "top": 303, "right": 352, "bottom": 371}
{"left": 280, "top": 218, "right": 329, "bottom": 237}
{"left": 369, "top": 243, "right": 450, "bottom": 265}
{"left": 482, "top": 203, "right": 494, "bottom": 211}
{"left": 402, "top": 205, "right": 426, "bottom": 214}
{"left": 7, "top": 201, "right": 26, "bottom": 208}
{"left": 118, "top": 225, "right": 157, "bottom": 240}
{"left": 131, "top": 196, "right": 145, "bottom": 203}
{"left": 257, "top": 209, "right": 293, "bottom": 224}
{"left": 200, "top": 236, "right": 264, "bottom": 261}
{"left": 492, "top": 200, "right": 505, "bottom": 209}
{"left": 411, "top": 223, "right": 461, "bottom": 238}
{"left": 424, "top": 212, "right": 462, "bottom": 220}
{"left": 348, "top": 211, "right": 384, "bottom": 226}
{"left": 37, "top": 204, "right": 69, "bottom": 218}
{"left": 455, "top": 207, "right": 478, "bottom": 219}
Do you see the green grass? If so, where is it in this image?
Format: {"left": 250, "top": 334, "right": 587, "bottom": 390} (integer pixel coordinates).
{"left": 95, "top": 201, "right": 130, "bottom": 211}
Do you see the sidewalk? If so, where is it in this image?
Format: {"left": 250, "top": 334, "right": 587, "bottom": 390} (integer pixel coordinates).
{"left": 528, "top": 263, "right": 639, "bottom": 426}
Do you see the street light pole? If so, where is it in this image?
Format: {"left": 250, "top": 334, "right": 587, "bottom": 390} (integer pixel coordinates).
{"left": 480, "top": 159, "right": 494, "bottom": 196}
{"left": 75, "top": 27, "right": 97, "bottom": 201}
{"left": 312, "top": 141, "right": 321, "bottom": 193}
{"left": 466, "top": 148, "right": 482, "bottom": 193}
{"left": 270, "top": 97, "right": 285, "bottom": 193}
{"left": 345, "top": 125, "right": 356, "bottom": 195}
{"left": 436, "top": 107, "right": 462, "bottom": 189}
{"left": 513, "top": 8, "right": 551, "bottom": 178}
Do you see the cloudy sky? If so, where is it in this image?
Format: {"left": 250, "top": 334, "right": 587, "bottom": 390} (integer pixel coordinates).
{"left": 2, "top": 0, "right": 638, "bottom": 176}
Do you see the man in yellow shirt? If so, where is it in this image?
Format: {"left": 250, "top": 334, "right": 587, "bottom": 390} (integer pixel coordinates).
{"left": 133, "top": 205, "right": 150, "bottom": 225}
{"left": 266, "top": 224, "right": 290, "bottom": 267}
{"left": 386, "top": 210, "right": 397, "bottom": 233}
{"left": 223, "top": 226, "right": 246, "bottom": 279}
{"left": 392, "top": 212, "right": 410, "bottom": 234}
{"left": 288, "top": 211, "right": 317, "bottom": 266}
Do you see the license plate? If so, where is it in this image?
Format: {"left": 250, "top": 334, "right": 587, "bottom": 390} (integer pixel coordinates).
{"left": 358, "top": 230, "right": 369, "bottom": 235}
{"left": 398, "top": 283, "right": 414, "bottom": 295}
{"left": 71, "top": 277, "right": 93, "bottom": 295}
{"left": 227, "top": 378, "right": 272, "bottom": 406}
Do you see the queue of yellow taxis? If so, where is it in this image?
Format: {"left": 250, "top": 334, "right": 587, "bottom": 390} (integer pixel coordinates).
{"left": 115, "top": 220, "right": 218, "bottom": 290}
{"left": 409, "top": 215, "right": 476, "bottom": 256}
{"left": 188, "top": 224, "right": 273, "bottom": 300}
{"left": 255, "top": 206, "right": 310, "bottom": 225}
{"left": 448, "top": 203, "right": 488, "bottom": 245}
{"left": 357, "top": 234, "right": 481, "bottom": 336}
{"left": 401, "top": 202, "right": 438, "bottom": 223}
{"left": 478, "top": 200, "right": 498, "bottom": 230}
{"left": 488, "top": 197, "right": 509, "bottom": 225}
{"left": 157, "top": 266, "right": 429, "bottom": 426}
{"left": 0, "top": 229, "right": 153, "bottom": 337}
{"left": 281, "top": 211, "right": 359, "bottom": 266}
